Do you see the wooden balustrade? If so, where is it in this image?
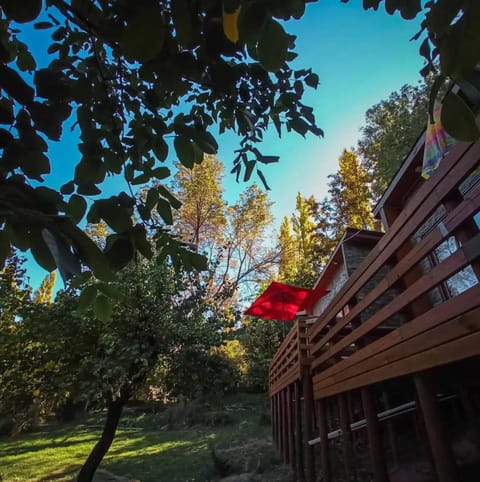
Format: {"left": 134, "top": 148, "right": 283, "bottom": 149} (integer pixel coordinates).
{"left": 269, "top": 132, "right": 480, "bottom": 482}
{"left": 269, "top": 318, "right": 310, "bottom": 396}
{"left": 308, "top": 139, "right": 480, "bottom": 399}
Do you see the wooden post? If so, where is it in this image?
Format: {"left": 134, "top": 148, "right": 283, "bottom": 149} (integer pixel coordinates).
{"left": 339, "top": 393, "right": 356, "bottom": 481}
{"left": 287, "top": 384, "right": 296, "bottom": 470}
{"left": 271, "top": 394, "right": 276, "bottom": 446}
{"left": 382, "top": 392, "right": 399, "bottom": 470}
{"left": 282, "top": 389, "right": 290, "bottom": 463}
{"left": 302, "top": 368, "right": 316, "bottom": 482}
{"left": 414, "top": 372, "right": 459, "bottom": 482}
{"left": 294, "top": 381, "right": 305, "bottom": 482}
{"left": 362, "top": 387, "right": 390, "bottom": 482}
{"left": 275, "top": 393, "right": 281, "bottom": 450}
{"left": 279, "top": 391, "right": 285, "bottom": 457}
{"left": 317, "top": 398, "right": 331, "bottom": 482}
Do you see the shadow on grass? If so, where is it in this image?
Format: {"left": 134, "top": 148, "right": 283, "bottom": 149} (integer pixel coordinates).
{"left": 0, "top": 434, "right": 100, "bottom": 458}
{"left": 37, "top": 464, "right": 79, "bottom": 481}
{"left": 101, "top": 436, "right": 215, "bottom": 482}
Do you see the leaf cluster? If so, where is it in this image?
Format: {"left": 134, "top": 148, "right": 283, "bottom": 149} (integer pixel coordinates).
{"left": 0, "top": 0, "right": 322, "bottom": 283}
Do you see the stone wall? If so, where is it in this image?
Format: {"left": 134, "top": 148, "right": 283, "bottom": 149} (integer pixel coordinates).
{"left": 312, "top": 263, "right": 348, "bottom": 316}
{"left": 343, "top": 242, "right": 405, "bottom": 326}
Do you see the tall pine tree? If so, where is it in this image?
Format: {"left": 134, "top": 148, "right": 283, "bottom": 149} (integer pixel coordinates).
{"left": 33, "top": 272, "right": 57, "bottom": 304}
{"left": 323, "top": 149, "right": 374, "bottom": 242}
{"left": 278, "top": 216, "right": 297, "bottom": 283}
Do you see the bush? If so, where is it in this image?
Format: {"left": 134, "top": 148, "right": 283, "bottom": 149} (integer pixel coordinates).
{"left": 166, "top": 399, "right": 234, "bottom": 429}
{"left": 163, "top": 349, "right": 241, "bottom": 401}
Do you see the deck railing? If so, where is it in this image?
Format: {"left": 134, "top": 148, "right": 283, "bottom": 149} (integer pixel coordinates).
{"left": 268, "top": 126, "right": 480, "bottom": 482}
{"left": 269, "top": 318, "right": 310, "bottom": 395}
{"left": 307, "top": 139, "right": 480, "bottom": 400}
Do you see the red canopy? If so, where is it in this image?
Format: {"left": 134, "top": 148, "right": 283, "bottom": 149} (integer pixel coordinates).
{"left": 244, "top": 281, "right": 326, "bottom": 321}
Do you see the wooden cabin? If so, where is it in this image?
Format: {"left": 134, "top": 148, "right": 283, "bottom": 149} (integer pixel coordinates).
{"left": 269, "top": 111, "right": 480, "bottom": 482}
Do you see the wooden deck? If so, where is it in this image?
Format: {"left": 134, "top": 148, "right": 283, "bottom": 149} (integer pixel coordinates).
{"left": 269, "top": 318, "right": 310, "bottom": 396}
{"left": 269, "top": 135, "right": 480, "bottom": 482}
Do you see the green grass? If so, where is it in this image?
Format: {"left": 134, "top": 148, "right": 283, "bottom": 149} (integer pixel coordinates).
{"left": 0, "top": 393, "right": 278, "bottom": 482}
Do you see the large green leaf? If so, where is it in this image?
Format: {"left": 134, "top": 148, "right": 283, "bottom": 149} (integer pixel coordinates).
{"left": 122, "top": 6, "right": 165, "bottom": 63}
{"left": 97, "top": 198, "right": 133, "bottom": 233}
{"left": 0, "top": 128, "right": 13, "bottom": 148}
{"left": 30, "top": 234, "right": 56, "bottom": 272}
{"left": 191, "top": 129, "right": 218, "bottom": 154}
{"left": 0, "top": 0, "right": 42, "bottom": 23}
{"left": 34, "top": 69, "right": 72, "bottom": 102}
{"left": 257, "top": 19, "right": 289, "bottom": 72}
{"left": 156, "top": 198, "right": 173, "bottom": 225}
{"left": 19, "top": 150, "right": 50, "bottom": 180}
{"left": 70, "top": 271, "right": 92, "bottom": 289}
{"left": 0, "top": 98, "right": 14, "bottom": 124}
{"left": 171, "top": 0, "right": 192, "bottom": 47}
{"left": 238, "top": 3, "right": 267, "bottom": 42}
{"left": 96, "top": 283, "right": 123, "bottom": 300}
{"left": 441, "top": 92, "right": 480, "bottom": 142}
{"left": 133, "top": 226, "right": 154, "bottom": 260}
{"left": 243, "top": 160, "right": 255, "bottom": 182}
{"left": 29, "top": 102, "right": 71, "bottom": 141}
{"left": 78, "top": 285, "right": 97, "bottom": 311}
{"left": 59, "top": 220, "right": 113, "bottom": 281}
{"left": 67, "top": 194, "right": 87, "bottom": 224}
{"left": 95, "top": 294, "right": 112, "bottom": 321}
{"left": 426, "top": 0, "right": 462, "bottom": 35}
{"left": 17, "top": 50, "right": 36, "bottom": 72}
{"left": 152, "top": 166, "right": 170, "bottom": 180}
{"left": 174, "top": 135, "right": 195, "bottom": 168}
{"left": 0, "top": 64, "right": 35, "bottom": 105}
{"left": 145, "top": 187, "right": 158, "bottom": 211}
{"left": 0, "top": 230, "right": 10, "bottom": 269}
{"left": 158, "top": 185, "right": 182, "bottom": 209}
{"left": 179, "top": 249, "right": 208, "bottom": 271}
{"left": 104, "top": 235, "right": 134, "bottom": 270}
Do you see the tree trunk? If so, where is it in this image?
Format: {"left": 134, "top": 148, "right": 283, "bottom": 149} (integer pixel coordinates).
{"left": 77, "top": 395, "right": 127, "bottom": 482}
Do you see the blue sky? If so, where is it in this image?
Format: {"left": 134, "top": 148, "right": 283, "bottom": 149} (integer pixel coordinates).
{"left": 21, "top": 1, "right": 426, "bottom": 290}
{"left": 220, "top": 0, "right": 426, "bottom": 216}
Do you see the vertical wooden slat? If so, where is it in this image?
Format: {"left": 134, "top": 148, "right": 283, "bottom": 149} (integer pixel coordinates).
{"left": 382, "top": 392, "right": 399, "bottom": 470}
{"left": 317, "top": 398, "right": 331, "bottom": 482}
{"left": 271, "top": 394, "right": 276, "bottom": 446}
{"left": 362, "top": 387, "right": 389, "bottom": 482}
{"left": 277, "top": 393, "right": 281, "bottom": 449}
{"left": 282, "top": 389, "right": 290, "bottom": 463}
{"left": 339, "top": 393, "right": 355, "bottom": 481}
{"left": 302, "top": 368, "right": 315, "bottom": 482}
{"left": 274, "top": 393, "right": 279, "bottom": 449}
{"left": 294, "top": 381, "right": 305, "bottom": 482}
{"left": 278, "top": 390, "right": 285, "bottom": 460}
{"left": 287, "top": 384, "right": 296, "bottom": 470}
{"left": 414, "top": 372, "right": 459, "bottom": 482}
{"left": 277, "top": 391, "right": 284, "bottom": 458}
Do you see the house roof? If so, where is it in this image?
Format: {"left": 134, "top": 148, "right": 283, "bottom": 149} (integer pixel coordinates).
{"left": 311, "top": 228, "right": 383, "bottom": 294}
{"left": 372, "top": 129, "right": 426, "bottom": 220}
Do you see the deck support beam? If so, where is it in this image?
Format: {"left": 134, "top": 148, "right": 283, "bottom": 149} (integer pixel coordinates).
{"left": 362, "top": 387, "right": 390, "bottom": 482}
{"left": 339, "top": 393, "right": 355, "bottom": 481}
{"left": 317, "top": 398, "right": 331, "bottom": 482}
{"left": 414, "top": 372, "right": 459, "bottom": 482}
{"left": 302, "top": 368, "right": 315, "bottom": 482}
{"left": 282, "top": 389, "right": 290, "bottom": 463}
{"left": 294, "top": 381, "right": 305, "bottom": 481}
{"left": 287, "top": 384, "right": 296, "bottom": 470}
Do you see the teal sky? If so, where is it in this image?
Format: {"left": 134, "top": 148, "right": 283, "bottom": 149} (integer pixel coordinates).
{"left": 220, "top": 0, "right": 426, "bottom": 217}
{"left": 20, "top": 1, "right": 426, "bottom": 290}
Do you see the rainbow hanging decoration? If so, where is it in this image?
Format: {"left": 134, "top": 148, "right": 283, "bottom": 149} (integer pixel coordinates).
{"left": 422, "top": 103, "right": 455, "bottom": 180}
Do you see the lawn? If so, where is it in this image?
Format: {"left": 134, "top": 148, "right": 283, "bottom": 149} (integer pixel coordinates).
{"left": 0, "top": 393, "right": 283, "bottom": 482}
